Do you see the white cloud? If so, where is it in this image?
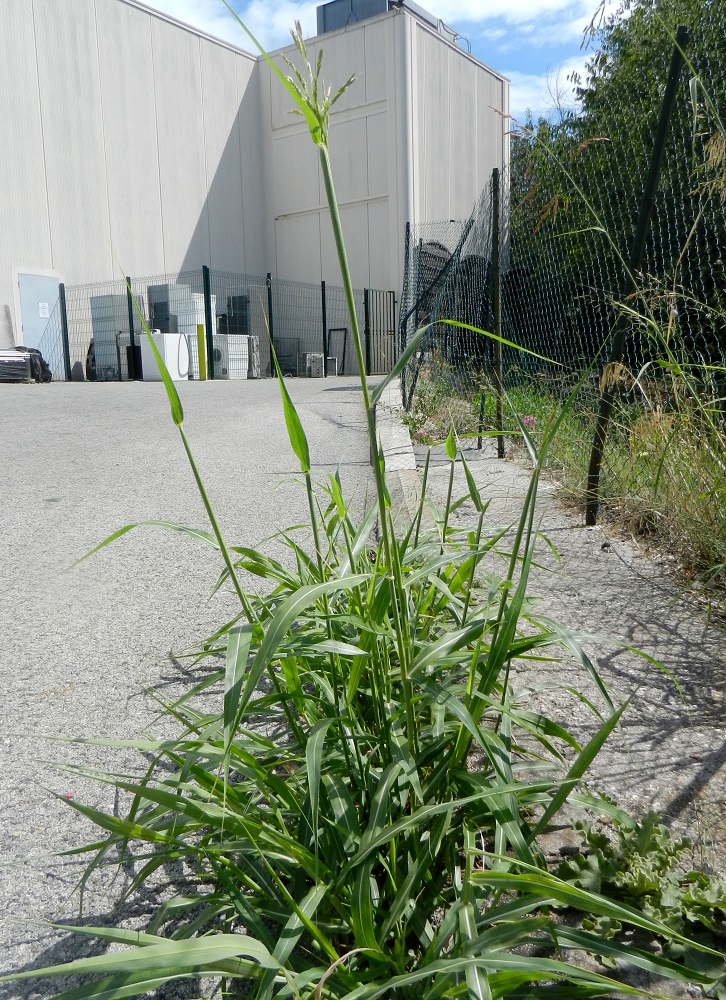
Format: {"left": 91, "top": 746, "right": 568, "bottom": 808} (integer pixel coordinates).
{"left": 505, "top": 53, "right": 589, "bottom": 121}
{"left": 137, "top": 0, "right": 620, "bottom": 48}
{"left": 139, "top": 0, "right": 318, "bottom": 52}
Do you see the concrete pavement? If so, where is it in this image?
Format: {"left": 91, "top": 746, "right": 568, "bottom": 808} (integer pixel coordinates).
{"left": 0, "top": 376, "right": 373, "bottom": 979}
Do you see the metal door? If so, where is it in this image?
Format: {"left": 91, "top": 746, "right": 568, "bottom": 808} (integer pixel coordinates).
{"left": 364, "top": 289, "right": 396, "bottom": 375}
{"left": 17, "top": 272, "right": 60, "bottom": 350}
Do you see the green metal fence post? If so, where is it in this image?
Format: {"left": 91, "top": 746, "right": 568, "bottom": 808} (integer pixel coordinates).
{"left": 585, "top": 26, "right": 688, "bottom": 525}
{"left": 266, "top": 273, "right": 275, "bottom": 360}
{"left": 364, "top": 288, "right": 372, "bottom": 376}
{"left": 321, "top": 280, "right": 328, "bottom": 376}
{"left": 491, "top": 168, "right": 505, "bottom": 459}
{"left": 58, "top": 283, "right": 72, "bottom": 382}
{"left": 400, "top": 222, "right": 411, "bottom": 404}
{"left": 125, "top": 275, "right": 137, "bottom": 380}
{"left": 202, "top": 265, "right": 215, "bottom": 380}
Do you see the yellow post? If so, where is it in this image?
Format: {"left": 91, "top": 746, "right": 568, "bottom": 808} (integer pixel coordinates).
{"left": 196, "top": 324, "right": 207, "bottom": 380}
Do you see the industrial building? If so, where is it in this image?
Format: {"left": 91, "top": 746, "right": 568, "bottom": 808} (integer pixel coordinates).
{"left": 0, "top": 0, "right": 509, "bottom": 361}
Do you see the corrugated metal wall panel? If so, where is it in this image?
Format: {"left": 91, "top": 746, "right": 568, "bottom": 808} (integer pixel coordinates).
{"left": 34, "top": 0, "right": 112, "bottom": 279}
{"left": 329, "top": 117, "right": 369, "bottom": 203}
{"left": 96, "top": 0, "right": 165, "bottom": 276}
{"left": 412, "top": 18, "right": 508, "bottom": 225}
{"left": 367, "top": 198, "right": 392, "bottom": 288}
{"left": 0, "top": 1, "right": 52, "bottom": 345}
{"left": 235, "top": 55, "right": 265, "bottom": 275}
{"left": 273, "top": 128, "right": 321, "bottom": 216}
{"left": 366, "top": 112, "right": 389, "bottom": 198}
{"left": 275, "top": 214, "right": 322, "bottom": 282}
{"left": 150, "top": 17, "right": 208, "bottom": 271}
{"left": 363, "top": 19, "right": 389, "bottom": 104}
{"left": 199, "top": 39, "right": 246, "bottom": 273}
{"left": 448, "top": 48, "right": 478, "bottom": 219}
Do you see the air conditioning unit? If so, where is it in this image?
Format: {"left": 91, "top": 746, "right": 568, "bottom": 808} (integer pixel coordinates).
{"left": 212, "top": 335, "right": 248, "bottom": 379}
{"left": 298, "top": 351, "right": 325, "bottom": 377}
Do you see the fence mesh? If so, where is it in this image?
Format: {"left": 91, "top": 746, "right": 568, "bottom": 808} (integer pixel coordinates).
{"left": 401, "top": 4, "right": 726, "bottom": 585}
{"left": 37, "top": 269, "right": 377, "bottom": 384}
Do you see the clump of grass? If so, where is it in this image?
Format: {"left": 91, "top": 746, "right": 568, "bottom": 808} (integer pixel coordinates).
{"left": 2, "top": 18, "right": 726, "bottom": 1000}
{"left": 408, "top": 354, "right": 725, "bottom": 597}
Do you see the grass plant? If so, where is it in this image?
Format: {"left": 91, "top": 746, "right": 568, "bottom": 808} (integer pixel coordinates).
{"left": 3, "top": 19, "right": 726, "bottom": 1000}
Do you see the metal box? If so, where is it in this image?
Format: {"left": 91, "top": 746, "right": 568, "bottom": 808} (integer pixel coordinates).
{"left": 317, "top": 0, "right": 387, "bottom": 34}
{"left": 0, "top": 350, "right": 32, "bottom": 383}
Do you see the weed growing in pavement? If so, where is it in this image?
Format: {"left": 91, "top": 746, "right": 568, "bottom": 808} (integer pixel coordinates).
{"left": 2, "top": 18, "right": 725, "bottom": 1000}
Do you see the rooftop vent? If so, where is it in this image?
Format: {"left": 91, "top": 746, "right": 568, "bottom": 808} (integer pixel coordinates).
{"left": 316, "top": 0, "right": 387, "bottom": 34}
{"left": 316, "top": 0, "right": 459, "bottom": 46}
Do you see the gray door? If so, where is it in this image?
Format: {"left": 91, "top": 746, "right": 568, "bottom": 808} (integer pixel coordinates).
{"left": 17, "top": 272, "right": 60, "bottom": 350}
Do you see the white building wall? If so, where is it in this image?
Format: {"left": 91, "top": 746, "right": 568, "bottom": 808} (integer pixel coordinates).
{"left": 0, "top": 0, "right": 508, "bottom": 350}
{"left": 0, "top": 1, "right": 53, "bottom": 347}
{"left": 95, "top": 0, "right": 165, "bottom": 276}
{"left": 410, "top": 16, "right": 509, "bottom": 223}
{"left": 258, "top": 11, "right": 412, "bottom": 295}
{"left": 258, "top": 8, "right": 508, "bottom": 298}
{"left": 0, "top": 0, "right": 259, "bottom": 348}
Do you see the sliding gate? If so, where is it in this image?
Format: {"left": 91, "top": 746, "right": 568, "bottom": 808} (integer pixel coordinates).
{"left": 364, "top": 289, "right": 396, "bottom": 375}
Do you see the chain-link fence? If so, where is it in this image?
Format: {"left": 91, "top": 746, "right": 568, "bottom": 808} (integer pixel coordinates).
{"left": 38, "top": 268, "right": 393, "bottom": 384}
{"left": 401, "top": 5, "right": 726, "bottom": 584}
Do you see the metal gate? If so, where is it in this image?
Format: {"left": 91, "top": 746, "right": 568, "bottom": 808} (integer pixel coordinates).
{"left": 364, "top": 289, "right": 396, "bottom": 375}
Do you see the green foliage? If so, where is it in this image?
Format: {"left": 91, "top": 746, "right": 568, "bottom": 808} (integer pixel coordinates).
{"left": 558, "top": 813, "right": 726, "bottom": 994}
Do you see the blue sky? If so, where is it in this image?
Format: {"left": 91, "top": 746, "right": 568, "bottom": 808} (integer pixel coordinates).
{"left": 141, "top": 0, "right": 620, "bottom": 121}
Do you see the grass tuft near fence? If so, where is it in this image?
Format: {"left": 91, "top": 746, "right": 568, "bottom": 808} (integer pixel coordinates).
{"left": 404, "top": 356, "right": 726, "bottom": 598}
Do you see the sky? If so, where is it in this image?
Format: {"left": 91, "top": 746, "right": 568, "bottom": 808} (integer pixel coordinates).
{"left": 140, "top": 0, "right": 622, "bottom": 122}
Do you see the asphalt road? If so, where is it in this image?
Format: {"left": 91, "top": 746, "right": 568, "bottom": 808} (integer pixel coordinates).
{"left": 0, "top": 376, "right": 373, "bottom": 980}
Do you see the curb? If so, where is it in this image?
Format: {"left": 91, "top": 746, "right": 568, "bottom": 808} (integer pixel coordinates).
{"left": 374, "top": 381, "right": 426, "bottom": 526}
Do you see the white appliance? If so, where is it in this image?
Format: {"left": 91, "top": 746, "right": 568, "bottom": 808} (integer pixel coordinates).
{"left": 298, "top": 351, "right": 325, "bottom": 377}
{"left": 177, "top": 292, "right": 215, "bottom": 338}
{"left": 212, "top": 335, "right": 248, "bottom": 380}
{"left": 141, "top": 331, "right": 190, "bottom": 382}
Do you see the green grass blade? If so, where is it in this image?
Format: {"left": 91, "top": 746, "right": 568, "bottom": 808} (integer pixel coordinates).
{"left": 224, "top": 624, "right": 253, "bottom": 748}
{"left": 72, "top": 521, "right": 219, "bottom": 567}
{"left": 306, "top": 718, "right": 335, "bottom": 852}
{"left": 271, "top": 342, "right": 311, "bottom": 474}
{"left": 37, "top": 973, "right": 191, "bottom": 1000}
{"left": 472, "top": 868, "right": 725, "bottom": 957}
{"left": 440, "top": 319, "right": 561, "bottom": 366}
{"left": 529, "top": 696, "right": 630, "bottom": 840}
{"left": 234, "top": 574, "right": 369, "bottom": 727}
{"left": 0, "top": 933, "right": 280, "bottom": 982}
{"left": 219, "top": 2, "right": 321, "bottom": 141}
{"left": 370, "top": 324, "right": 431, "bottom": 407}
{"left": 459, "top": 902, "right": 493, "bottom": 1000}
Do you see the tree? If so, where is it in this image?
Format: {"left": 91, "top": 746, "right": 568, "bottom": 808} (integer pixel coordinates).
{"left": 507, "top": 0, "right": 726, "bottom": 368}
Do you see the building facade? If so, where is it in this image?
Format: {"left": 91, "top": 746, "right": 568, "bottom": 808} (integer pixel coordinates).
{"left": 0, "top": 0, "right": 509, "bottom": 352}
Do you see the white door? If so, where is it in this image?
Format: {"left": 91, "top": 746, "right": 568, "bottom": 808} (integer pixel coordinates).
{"left": 16, "top": 272, "right": 61, "bottom": 350}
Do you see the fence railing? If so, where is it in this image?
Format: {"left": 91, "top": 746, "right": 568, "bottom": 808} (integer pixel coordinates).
{"left": 38, "top": 267, "right": 395, "bottom": 383}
